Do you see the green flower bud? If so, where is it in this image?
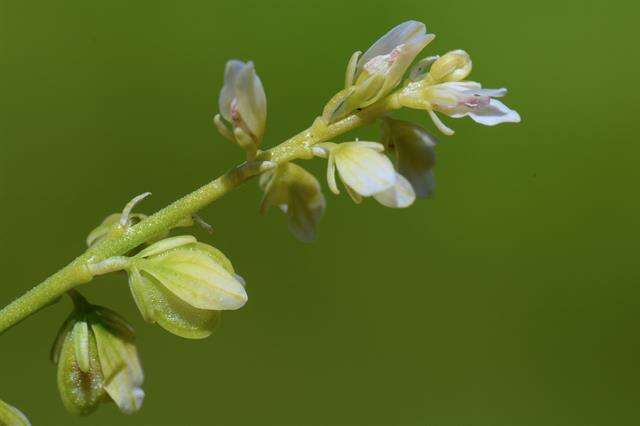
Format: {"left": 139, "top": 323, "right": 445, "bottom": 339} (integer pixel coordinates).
{"left": 426, "top": 50, "right": 472, "bottom": 83}
{"left": 259, "top": 163, "right": 326, "bottom": 243}
{"left": 51, "top": 294, "right": 144, "bottom": 416}
{"left": 127, "top": 236, "right": 246, "bottom": 339}
{"left": 0, "top": 398, "right": 30, "bottom": 426}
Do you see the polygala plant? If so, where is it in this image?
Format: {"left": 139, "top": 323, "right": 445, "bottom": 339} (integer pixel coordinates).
{"left": 0, "top": 20, "right": 520, "bottom": 423}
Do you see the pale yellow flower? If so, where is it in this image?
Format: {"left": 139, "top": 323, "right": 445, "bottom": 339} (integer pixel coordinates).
{"left": 314, "top": 141, "right": 414, "bottom": 207}
{"left": 324, "top": 21, "right": 434, "bottom": 122}
{"left": 127, "top": 236, "right": 246, "bottom": 339}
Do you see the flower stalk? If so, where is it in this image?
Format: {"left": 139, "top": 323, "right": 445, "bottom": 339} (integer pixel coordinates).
{"left": 0, "top": 97, "right": 396, "bottom": 335}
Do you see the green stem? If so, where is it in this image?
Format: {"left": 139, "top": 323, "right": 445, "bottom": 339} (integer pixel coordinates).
{"left": 0, "top": 100, "right": 394, "bottom": 334}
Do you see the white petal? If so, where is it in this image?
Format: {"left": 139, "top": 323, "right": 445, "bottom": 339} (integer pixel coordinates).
{"left": 218, "top": 60, "right": 245, "bottom": 122}
{"left": 468, "top": 99, "right": 521, "bottom": 126}
{"left": 374, "top": 173, "right": 416, "bottom": 208}
{"left": 235, "top": 61, "right": 267, "bottom": 140}
{"left": 359, "top": 21, "right": 426, "bottom": 72}
{"left": 334, "top": 143, "right": 396, "bottom": 196}
{"left": 464, "top": 87, "right": 508, "bottom": 97}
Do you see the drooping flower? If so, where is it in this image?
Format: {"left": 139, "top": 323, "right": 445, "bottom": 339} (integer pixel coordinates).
{"left": 259, "top": 163, "right": 326, "bottom": 243}
{"left": 215, "top": 60, "right": 267, "bottom": 153}
{"left": 398, "top": 50, "right": 521, "bottom": 135}
{"left": 51, "top": 293, "right": 144, "bottom": 416}
{"left": 126, "top": 236, "right": 246, "bottom": 339}
{"left": 0, "top": 398, "right": 30, "bottom": 426}
{"left": 381, "top": 117, "right": 437, "bottom": 198}
{"left": 314, "top": 141, "right": 413, "bottom": 208}
{"left": 323, "top": 21, "right": 434, "bottom": 122}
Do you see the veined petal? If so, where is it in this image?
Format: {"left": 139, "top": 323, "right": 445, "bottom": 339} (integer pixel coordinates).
{"left": 91, "top": 323, "right": 144, "bottom": 415}
{"left": 135, "top": 235, "right": 197, "bottom": 259}
{"left": 359, "top": 21, "right": 427, "bottom": 73}
{"left": 219, "top": 60, "right": 245, "bottom": 122}
{"left": 373, "top": 173, "right": 416, "bottom": 208}
{"left": 333, "top": 142, "right": 396, "bottom": 196}
{"left": 467, "top": 99, "right": 521, "bottom": 126}
{"left": 235, "top": 61, "right": 267, "bottom": 141}
{"left": 129, "top": 268, "right": 221, "bottom": 339}
{"left": 141, "top": 246, "right": 247, "bottom": 311}
{"left": 72, "top": 321, "right": 91, "bottom": 373}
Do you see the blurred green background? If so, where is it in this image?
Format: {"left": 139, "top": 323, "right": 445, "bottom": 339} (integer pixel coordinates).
{"left": 1, "top": 0, "right": 638, "bottom": 425}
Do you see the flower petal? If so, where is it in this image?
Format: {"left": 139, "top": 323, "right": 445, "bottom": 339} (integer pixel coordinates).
{"left": 129, "top": 268, "right": 221, "bottom": 339}
{"left": 235, "top": 61, "right": 267, "bottom": 141}
{"left": 467, "top": 99, "right": 521, "bottom": 126}
{"left": 141, "top": 246, "right": 247, "bottom": 311}
{"left": 359, "top": 21, "right": 427, "bottom": 73}
{"left": 91, "top": 323, "right": 144, "bottom": 415}
{"left": 218, "top": 60, "right": 245, "bottom": 122}
{"left": 135, "top": 235, "right": 197, "bottom": 259}
{"left": 334, "top": 143, "right": 396, "bottom": 196}
{"left": 374, "top": 173, "right": 416, "bottom": 208}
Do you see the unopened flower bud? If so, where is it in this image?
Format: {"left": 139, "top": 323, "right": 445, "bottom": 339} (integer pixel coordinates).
{"left": 0, "top": 398, "right": 30, "bottom": 426}
{"left": 51, "top": 294, "right": 144, "bottom": 416}
{"left": 427, "top": 50, "right": 472, "bottom": 83}
{"left": 259, "top": 163, "right": 326, "bottom": 242}
{"left": 126, "top": 236, "right": 246, "bottom": 339}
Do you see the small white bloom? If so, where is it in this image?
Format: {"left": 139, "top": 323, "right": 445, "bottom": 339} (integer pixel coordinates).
{"left": 316, "top": 141, "right": 396, "bottom": 201}
{"left": 218, "top": 60, "right": 267, "bottom": 145}
{"left": 398, "top": 50, "right": 521, "bottom": 135}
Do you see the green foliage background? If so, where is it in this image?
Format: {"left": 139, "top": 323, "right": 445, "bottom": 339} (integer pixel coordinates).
{"left": 1, "top": 1, "right": 638, "bottom": 425}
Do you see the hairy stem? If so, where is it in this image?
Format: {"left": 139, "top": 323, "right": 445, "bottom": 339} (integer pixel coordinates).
{"left": 0, "top": 99, "right": 394, "bottom": 334}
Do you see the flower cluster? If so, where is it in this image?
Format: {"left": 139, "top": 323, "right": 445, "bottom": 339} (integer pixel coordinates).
{"left": 16, "top": 19, "right": 521, "bottom": 421}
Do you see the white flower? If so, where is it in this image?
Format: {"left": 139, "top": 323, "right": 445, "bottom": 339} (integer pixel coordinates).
{"left": 324, "top": 21, "right": 434, "bottom": 122}
{"left": 314, "top": 141, "right": 414, "bottom": 208}
{"left": 217, "top": 60, "right": 267, "bottom": 146}
{"left": 398, "top": 50, "right": 521, "bottom": 135}
{"left": 259, "top": 163, "right": 326, "bottom": 243}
